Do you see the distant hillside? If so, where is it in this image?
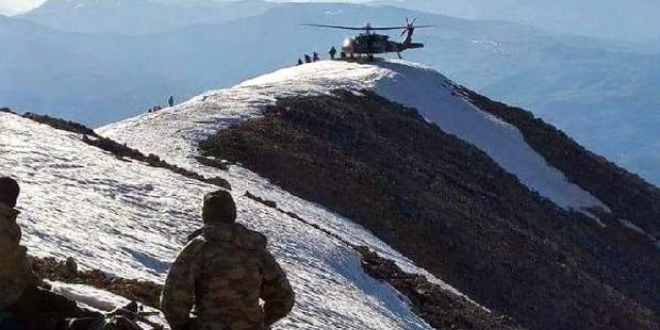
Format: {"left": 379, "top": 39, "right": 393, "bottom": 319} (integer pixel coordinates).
{"left": 371, "top": 0, "right": 660, "bottom": 42}
{"left": 19, "top": 0, "right": 278, "bottom": 34}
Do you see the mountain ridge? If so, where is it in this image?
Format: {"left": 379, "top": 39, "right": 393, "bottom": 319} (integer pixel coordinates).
{"left": 2, "top": 59, "right": 659, "bottom": 328}
{"left": 100, "top": 60, "right": 660, "bottom": 329}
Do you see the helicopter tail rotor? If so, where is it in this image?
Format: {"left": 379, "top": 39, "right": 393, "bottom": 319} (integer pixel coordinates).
{"left": 401, "top": 18, "right": 418, "bottom": 36}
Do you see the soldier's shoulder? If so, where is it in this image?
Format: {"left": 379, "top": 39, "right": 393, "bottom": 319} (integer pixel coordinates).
{"left": 180, "top": 236, "right": 208, "bottom": 256}
{"left": 237, "top": 225, "right": 268, "bottom": 250}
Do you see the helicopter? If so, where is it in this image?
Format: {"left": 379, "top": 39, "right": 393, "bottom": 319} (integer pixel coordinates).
{"left": 305, "top": 18, "right": 432, "bottom": 60}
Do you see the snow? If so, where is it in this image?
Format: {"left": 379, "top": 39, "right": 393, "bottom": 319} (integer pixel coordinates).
{"left": 47, "top": 280, "right": 167, "bottom": 329}
{"left": 48, "top": 280, "right": 133, "bottom": 313}
{"left": 100, "top": 59, "right": 609, "bottom": 214}
{"left": 373, "top": 61, "right": 610, "bottom": 213}
{"left": 619, "top": 219, "right": 660, "bottom": 250}
{"left": 1, "top": 111, "right": 438, "bottom": 329}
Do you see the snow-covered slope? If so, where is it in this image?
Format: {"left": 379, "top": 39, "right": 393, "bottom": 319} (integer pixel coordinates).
{"left": 100, "top": 60, "right": 608, "bottom": 214}
{"left": 0, "top": 112, "right": 443, "bottom": 329}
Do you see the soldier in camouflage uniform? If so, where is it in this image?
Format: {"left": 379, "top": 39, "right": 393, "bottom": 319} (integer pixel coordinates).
{"left": 1, "top": 177, "right": 98, "bottom": 330}
{"left": 0, "top": 177, "right": 33, "bottom": 313}
{"left": 161, "top": 190, "right": 295, "bottom": 330}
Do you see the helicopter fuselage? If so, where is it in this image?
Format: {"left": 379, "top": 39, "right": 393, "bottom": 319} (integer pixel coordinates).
{"left": 342, "top": 32, "right": 423, "bottom": 57}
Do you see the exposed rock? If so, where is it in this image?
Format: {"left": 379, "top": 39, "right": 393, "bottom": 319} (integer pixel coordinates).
{"left": 33, "top": 257, "right": 163, "bottom": 309}
{"left": 244, "top": 189, "right": 521, "bottom": 329}
{"left": 355, "top": 246, "right": 525, "bottom": 330}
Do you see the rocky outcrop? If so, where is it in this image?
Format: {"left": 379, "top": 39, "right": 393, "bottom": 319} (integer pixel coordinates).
{"left": 33, "top": 257, "right": 162, "bottom": 309}
{"left": 354, "top": 246, "right": 524, "bottom": 330}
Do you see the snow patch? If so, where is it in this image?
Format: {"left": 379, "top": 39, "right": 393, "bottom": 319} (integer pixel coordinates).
{"left": 2, "top": 112, "right": 436, "bottom": 329}
{"left": 373, "top": 60, "right": 609, "bottom": 214}
{"left": 619, "top": 219, "right": 660, "bottom": 249}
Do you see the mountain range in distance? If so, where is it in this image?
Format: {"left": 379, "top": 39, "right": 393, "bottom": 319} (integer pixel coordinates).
{"left": 369, "top": 0, "right": 660, "bottom": 42}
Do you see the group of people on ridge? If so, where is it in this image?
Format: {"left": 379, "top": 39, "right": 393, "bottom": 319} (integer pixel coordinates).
{"left": 297, "top": 46, "right": 347, "bottom": 65}
{"left": 0, "top": 176, "right": 295, "bottom": 330}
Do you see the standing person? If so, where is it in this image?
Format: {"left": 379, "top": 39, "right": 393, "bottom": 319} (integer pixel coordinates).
{"left": 304, "top": 54, "right": 312, "bottom": 63}
{"left": 161, "top": 190, "right": 295, "bottom": 330}
{"left": 0, "top": 177, "right": 33, "bottom": 318}
{"left": 0, "top": 177, "right": 98, "bottom": 330}
{"left": 312, "top": 52, "right": 320, "bottom": 62}
{"left": 168, "top": 96, "right": 175, "bottom": 107}
{"left": 329, "top": 46, "right": 337, "bottom": 60}
{"left": 297, "top": 58, "right": 303, "bottom": 66}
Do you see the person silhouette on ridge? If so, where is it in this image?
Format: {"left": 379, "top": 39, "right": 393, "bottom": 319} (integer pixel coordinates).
{"left": 329, "top": 47, "right": 337, "bottom": 60}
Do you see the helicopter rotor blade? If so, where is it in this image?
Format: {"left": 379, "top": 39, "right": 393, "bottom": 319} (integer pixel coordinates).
{"left": 302, "top": 24, "right": 367, "bottom": 30}
{"left": 303, "top": 22, "right": 434, "bottom": 31}
{"left": 367, "top": 26, "right": 410, "bottom": 30}
{"left": 303, "top": 23, "right": 415, "bottom": 31}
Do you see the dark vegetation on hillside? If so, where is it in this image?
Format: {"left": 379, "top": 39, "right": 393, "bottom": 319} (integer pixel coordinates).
{"left": 355, "top": 247, "right": 524, "bottom": 330}
{"left": 243, "top": 190, "right": 521, "bottom": 330}
{"left": 33, "top": 257, "right": 162, "bottom": 309}
{"left": 459, "top": 87, "right": 660, "bottom": 238}
{"left": 21, "top": 112, "right": 231, "bottom": 190}
{"left": 458, "top": 88, "right": 660, "bottom": 313}
{"left": 24, "top": 113, "right": 98, "bottom": 137}
{"left": 199, "top": 90, "right": 660, "bottom": 330}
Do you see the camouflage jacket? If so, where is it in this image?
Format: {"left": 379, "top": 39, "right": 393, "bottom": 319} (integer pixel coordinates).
{"left": 0, "top": 202, "right": 33, "bottom": 310}
{"left": 161, "top": 223, "right": 295, "bottom": 330}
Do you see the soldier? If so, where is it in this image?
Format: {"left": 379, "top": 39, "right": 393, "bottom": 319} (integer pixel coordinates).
{"left": 1, "top": 177, "right": 98, "bottom": 330}
{"left": 161, "top": 190, "right": 295, "bottom": 330}
{"left": 312, "top": 52, "right": 320, "bottom": 62}
{"left": 304, "top": 54, "right": 311, "bottom": 63}
{"left": 329, "top": 46, "right": 337, "bottom": 60}
{"left": 0, "top": 176, "right": 33, "bottom": 315}
{"left": 297, "top": 58, "right": 303, "bottom": 66}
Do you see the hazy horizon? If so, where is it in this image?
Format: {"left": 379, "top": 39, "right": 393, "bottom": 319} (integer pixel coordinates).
{"left": 4, "top": 0, "right": 660, "bottom": 42}
{"left": 0, "top": 0, "right": 373, "bottom": 16}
